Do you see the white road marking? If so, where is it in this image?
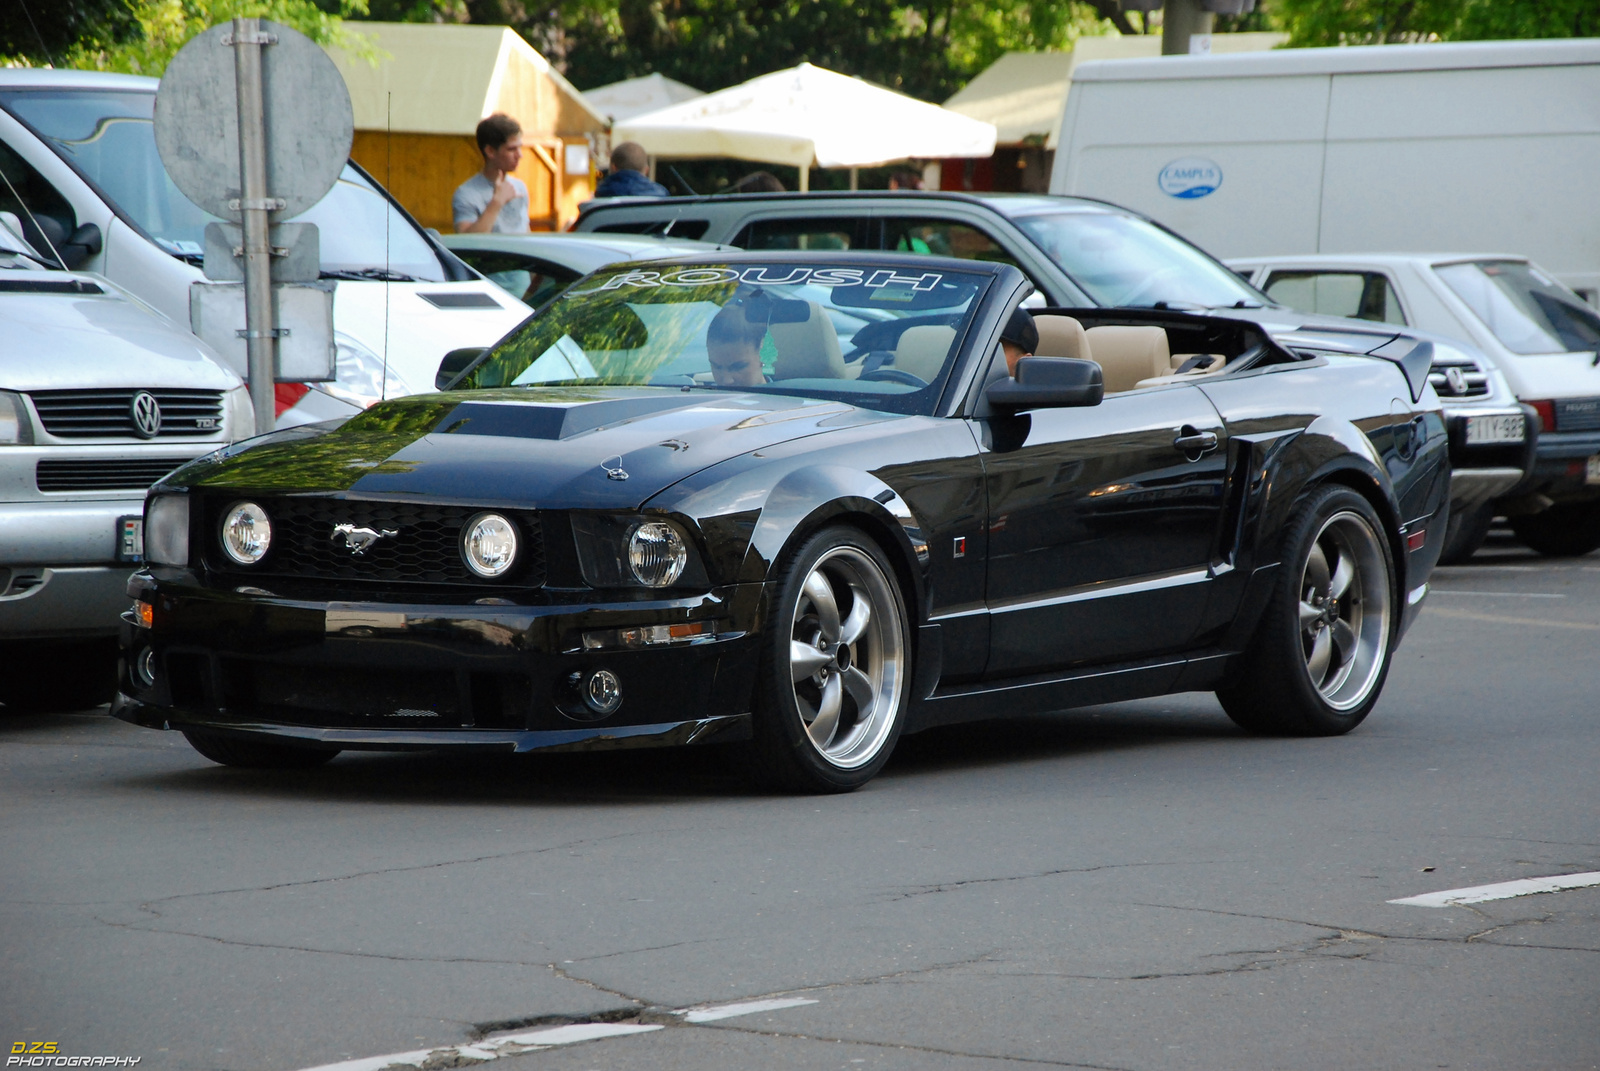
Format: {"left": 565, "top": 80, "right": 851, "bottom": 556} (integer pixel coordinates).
{"left": 295, "top": 997, "right": 817, "bottom": 1070}
{"left": 1431, "top": 590, "right": 1567, "bottom": 598}
{"left": 1424, "top": 607, "right": 1600, "bottom": 631}
{"left": 1388, "top": 871, "right": 1600, "bottom": 908}
{"left": 680, "top": 997, "right": 819, "bottom": 1022}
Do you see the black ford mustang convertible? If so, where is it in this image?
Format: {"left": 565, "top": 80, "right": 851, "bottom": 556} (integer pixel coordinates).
{"left": 117, "top": 253, "right": 1448, "bottom": 791}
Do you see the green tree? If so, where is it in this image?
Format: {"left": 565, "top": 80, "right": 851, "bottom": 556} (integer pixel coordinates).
{"left": 4, "top": 0, "right": 373, "bottom": 76}
{"left": 1274, "top": 0, "right": 1600, "bottom": 46}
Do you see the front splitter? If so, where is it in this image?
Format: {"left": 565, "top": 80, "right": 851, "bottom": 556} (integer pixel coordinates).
{"left": 112, "top": 695, "right": 751, "bottom": 753}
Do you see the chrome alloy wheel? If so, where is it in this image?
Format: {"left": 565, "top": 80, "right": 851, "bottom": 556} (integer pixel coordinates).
{"left": 1298, "top": 510, "right": 1392, "bottom": 711}
{"left": 787, "top": 546, "right": 905, "bottom": 769}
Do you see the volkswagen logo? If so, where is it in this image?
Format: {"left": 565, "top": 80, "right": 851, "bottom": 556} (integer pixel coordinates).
{"left": 129, "top": 391, "right": 162, "bottom": 439}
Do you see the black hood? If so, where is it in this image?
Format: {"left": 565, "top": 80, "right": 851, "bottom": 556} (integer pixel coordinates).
{"left": 172, "top": 387, "right": 893, "bottom": 509}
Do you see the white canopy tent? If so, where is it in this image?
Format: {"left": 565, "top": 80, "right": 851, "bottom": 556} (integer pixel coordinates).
{"left": 583, "top": 72, "right": 705, "bottom": 123}
{"left": 613, "top": 63, "right": 996, "bottom": 191}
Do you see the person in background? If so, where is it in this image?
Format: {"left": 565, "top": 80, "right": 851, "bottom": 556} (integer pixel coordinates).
{"left": 888, "top": 169, "right": 925, "bottom": 191}
{"left": 454, "top": 113, "right": 530, "bottom": 234}
{"left": 729, "top": 171, "right": 785, "bottom": 194}
{"left": 593, "top": 142, "right": 670, "bottom": 198}
{"left": 1000, "top": 307, "right": 1039, "bottom": 376}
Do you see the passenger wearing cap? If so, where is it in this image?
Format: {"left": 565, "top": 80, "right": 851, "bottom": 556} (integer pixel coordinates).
{"left": 1000, "top": 307, "right": 1039, "bottom": 376}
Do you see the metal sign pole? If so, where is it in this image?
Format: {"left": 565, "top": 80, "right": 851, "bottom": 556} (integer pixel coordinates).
{"left": 229, "top": 16, "right": 281, "bottom": 434}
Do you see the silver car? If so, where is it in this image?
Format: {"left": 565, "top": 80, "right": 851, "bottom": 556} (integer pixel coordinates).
{"left": 0, "top": 219, "right": 251, "bottom": 710}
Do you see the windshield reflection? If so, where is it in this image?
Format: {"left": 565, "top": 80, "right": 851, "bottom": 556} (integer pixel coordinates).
{"left": 1015, "top": 209, "right": 1266, "bottom": 310}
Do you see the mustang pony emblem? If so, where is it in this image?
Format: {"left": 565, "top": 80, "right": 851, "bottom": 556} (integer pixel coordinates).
{"left": 330, "top": 523, "right": 399, "bottom": 555}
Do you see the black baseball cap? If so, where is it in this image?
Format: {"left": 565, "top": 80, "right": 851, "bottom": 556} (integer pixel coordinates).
{"left": 1000, "top": 307, "right": 1039, "bottom": 354}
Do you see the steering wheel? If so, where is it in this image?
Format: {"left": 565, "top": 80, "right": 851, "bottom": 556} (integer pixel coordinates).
{"left": 858, "top": 367, "right": 928, "bottom": 388}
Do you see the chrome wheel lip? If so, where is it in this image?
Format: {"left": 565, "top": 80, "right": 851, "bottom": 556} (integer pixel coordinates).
{"left": 1299, "top": 510, "right": 1391, "bottom": 712}
{"left": 787, "top": 545, "right": 905, "bottom": 769}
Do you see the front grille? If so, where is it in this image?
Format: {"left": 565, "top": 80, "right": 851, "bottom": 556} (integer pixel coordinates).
{"left": 215, "top": 497, "right": 545, "bottom": 587}
{"left": 1428, "top": 353, "right": 1490, "bottom": 398}
{"left": 35, "top": 457, "right": 191, "bottom": 492}
{"left": 1555, "top": 397, "right": 1600, "bottom": 433}
{"left": 28, "top": 389, "right": 224, "bottom": 438}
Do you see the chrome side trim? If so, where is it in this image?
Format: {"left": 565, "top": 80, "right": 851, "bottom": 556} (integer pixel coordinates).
{"left": 986, "top": 567, "right": 1212, "bottom": 616}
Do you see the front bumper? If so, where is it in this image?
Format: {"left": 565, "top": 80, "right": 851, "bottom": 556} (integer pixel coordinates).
{"left": 115, "top": 573, "right": 765, "bottom": 752}
{"left": 1525, "top": 428, "right": 1600, "bottom": 502}
{"left": 1, "top": 565, "right": 135, "bottom": 640}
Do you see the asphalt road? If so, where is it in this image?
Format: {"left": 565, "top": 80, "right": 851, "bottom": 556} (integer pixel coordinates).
{"left": 3, "top": 532, "right": 1597, "bottom": 1071}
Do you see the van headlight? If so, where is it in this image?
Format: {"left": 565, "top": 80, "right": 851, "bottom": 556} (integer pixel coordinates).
{"left": 145, "top": 493, "right": 191, "bottom": 566}
{"left": 0, "top": 391, "right": 33, "bottom": 445}
{"left": 223, "top": 385, "right": 255, "bottom": 440}
{"left": 572, "top": 514, "right": 704, "bottom": 589}
{"left": 313, "top": 333, "right": 414, "bottom": 410}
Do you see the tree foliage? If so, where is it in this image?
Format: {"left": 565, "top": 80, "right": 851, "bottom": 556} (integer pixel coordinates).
{"left": 4, "top": 0, "right": 373, "bottom": 75}
{"left": 1275, "top": 0, "right": 1600, "bottom": 46}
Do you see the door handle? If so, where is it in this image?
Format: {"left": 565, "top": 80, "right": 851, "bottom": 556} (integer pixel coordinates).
{"left": 1173, "top": 426, "right": 1219, "bottom": 456}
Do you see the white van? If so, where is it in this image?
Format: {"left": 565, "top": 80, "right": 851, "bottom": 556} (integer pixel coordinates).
{"left": 1050, "top": 39, "right": 1600, "bottom": 304}
{"left": 0, "top": 70, "right": 530, "bottom": 427}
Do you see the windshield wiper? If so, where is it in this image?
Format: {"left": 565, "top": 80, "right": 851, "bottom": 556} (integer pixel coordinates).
{"left": 321, "top": 268, "right": 420, "bottom": 282}
{"left": 1210, "top": 300, "right": 1265, "bottom": 310}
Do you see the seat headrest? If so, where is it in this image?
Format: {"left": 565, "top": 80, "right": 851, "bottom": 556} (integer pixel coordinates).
{"left": 1084, "top": 325, "right": 1170, "bottom": 393}
{"left": 1033, "top": 315, "right": 1090, "bottom": 361}
{"left": 893, "top": 325, "right": 957, "bottom": 383}
{"left": 771, "top": 301, "right": 846, "bottom": 380}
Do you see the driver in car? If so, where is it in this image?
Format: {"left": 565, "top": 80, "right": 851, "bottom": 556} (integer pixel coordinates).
{"left": 706, "top": 303, "right": 770, "bottom": 387}
{"left": 1000, "top": 307, "right": 1039, "bottom": 376}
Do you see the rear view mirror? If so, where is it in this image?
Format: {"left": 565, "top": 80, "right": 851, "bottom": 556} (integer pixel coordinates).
{"left": 436, "top": 347, "right": 486, "bottom": 391}
{"left": 985, "top": 357, "right": 1104, "bottom": 412}
{"left": 740, "top": 295, "right": 813, "bottom": 324}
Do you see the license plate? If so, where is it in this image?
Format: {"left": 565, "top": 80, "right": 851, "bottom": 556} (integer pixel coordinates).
{"left": 117, "top": 516, "right": 143, "bottom": 562}
{"left": 1465, "top": 413, "right": 1526, "bottom": 445}
{"left": 1588, "top": 455, "right": 1600, "bottom": 485}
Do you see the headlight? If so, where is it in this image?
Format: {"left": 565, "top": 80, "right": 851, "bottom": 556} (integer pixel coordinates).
{"left": 0, "top": 391, "right": 34, "bottom": 445}
{"left": 223, "top": 385, "right": 256, "bottom": 441}
{"left": 572, "top": 514, "right": 702, "bottom": 589}
{"left": 628, "top": 521, "right": 687, "bottom": 587}
{"left": 313, "top": 333, "right": 414, "bottom": 410}
{"left": 461, "top": 512, "right": 518, "bottom": 578}
{"left": 144, "top": 494, "right": 190, "bottom": 566}
{"left": 220, "top": 501, "right": 271, "bottom": 565}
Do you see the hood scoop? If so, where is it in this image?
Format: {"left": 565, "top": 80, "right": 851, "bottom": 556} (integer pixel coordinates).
{"left": 430, "top": 395, "right": 704, "bottom": 441}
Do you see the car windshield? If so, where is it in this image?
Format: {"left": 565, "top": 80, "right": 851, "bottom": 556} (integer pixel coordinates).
{"left": 1434, "top": 259, "right": 1600, "bottom": 356}
{"left": 462, "top": 262, "right": 989, "bottom": 415}
{"left": 1014, "top": 209, "right": 1267, "bottom": 310}
{"left": 0, "top": 87, "right": 448, "bottom": 281}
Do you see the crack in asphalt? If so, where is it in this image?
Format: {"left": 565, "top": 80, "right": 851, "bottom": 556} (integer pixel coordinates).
{"left": 672, "top": 1021, "right": 1139, "bottom": 1070}
{"left": 885, "top": 860, "right": 1197, "bottom": 901}
{"left": 1130, "top": 902, "right": 1600, "bottom": 955}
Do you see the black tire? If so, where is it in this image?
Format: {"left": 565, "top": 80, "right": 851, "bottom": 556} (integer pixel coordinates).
{"left": 1438, "top": 503, "right": 1494, "bottom": 565}
{"left": 182, "top": 729, "right": 339, "bottom": 769}
{"left": 1218, "top": 485, "right": 1397, "bottom": 736}
{"left": 744, "top": 525, "right": 912, "bottom": 793}
{"left": 0, "top": 639, "right": 118, "bottom": 712}
{"left": 1510, "top": 501, "right": 1600, "bottom": 557}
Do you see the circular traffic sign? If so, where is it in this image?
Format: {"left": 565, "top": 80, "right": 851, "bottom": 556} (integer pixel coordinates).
{"left": 154, "top": 20, "right": 353, "bottom": 220}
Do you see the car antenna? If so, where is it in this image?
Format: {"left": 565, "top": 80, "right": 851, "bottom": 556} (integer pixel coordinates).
{"left": 668, "top": 165, "right": 698, "bottom": 196}
{"left": 382, "top": 91, "right": 392, "bottom": 402}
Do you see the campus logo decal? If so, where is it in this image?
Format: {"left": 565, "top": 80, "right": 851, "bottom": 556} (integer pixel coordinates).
{"left": 1158, "top": 157, "right": 1223, "bottom": 199}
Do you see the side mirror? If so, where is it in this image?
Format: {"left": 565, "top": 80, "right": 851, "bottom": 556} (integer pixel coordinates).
{"left": 436, "top": 347, "right": 487, "bottom": 391}
{"left": 61, "top": 223, "right": 102, "bottom": 269}
{"left": 985, "top": 357, "right": 1104, "bottom": 412}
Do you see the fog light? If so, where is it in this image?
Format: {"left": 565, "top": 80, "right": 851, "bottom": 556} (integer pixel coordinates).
{"left": 132, "top": 647, "right": 157, "bottom": 689}
{"left": 461, "top": 512, "right": 518, "bottom": 578}
{"left": 582, "top": 669, "right": 622, "bottom": 716}
{"left": 220, "top": 501, "right": 271, "bottom": 565}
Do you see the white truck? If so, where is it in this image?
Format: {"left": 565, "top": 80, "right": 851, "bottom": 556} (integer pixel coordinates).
{"left": 1050, "top": 39, "right": 1600, "bottom": 304}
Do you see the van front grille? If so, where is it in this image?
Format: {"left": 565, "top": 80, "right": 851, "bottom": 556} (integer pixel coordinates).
{"left": 35, "top": 458, "right": 191, "bottom": 492}
{"left": 28, "top": 389, "right": 224, "bottom": 438}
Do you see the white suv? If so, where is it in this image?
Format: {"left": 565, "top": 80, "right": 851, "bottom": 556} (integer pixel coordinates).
{"left": 0, "top": 221, "right": 250, "bottom": 710}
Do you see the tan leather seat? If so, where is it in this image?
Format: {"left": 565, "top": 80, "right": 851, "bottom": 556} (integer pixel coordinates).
{"left": 770, "top": 302, "right": 847, "bottom": 380}
{"left": 1033, "top": 314, "right": 1091, "bottom": 361}
{"left": 1085, "top": 325, "right": 1170, "bottom": 393}
{"left": 1135, "top": 352, "right": 1229, "bottom": 390}
{"left": 893, "top": 325, "right": 957, "bottom": 382}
